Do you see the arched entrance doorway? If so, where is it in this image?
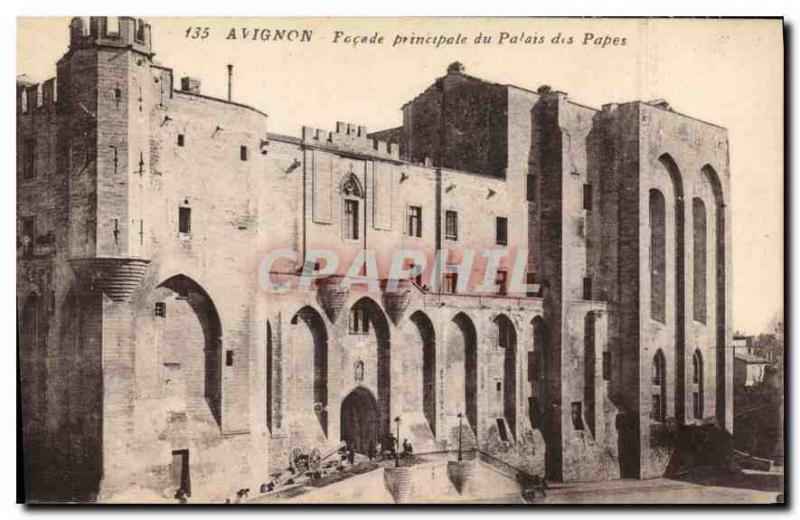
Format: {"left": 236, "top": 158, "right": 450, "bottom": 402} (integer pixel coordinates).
{"left": 340, "top": 387, "right": 379, "bottom": 455}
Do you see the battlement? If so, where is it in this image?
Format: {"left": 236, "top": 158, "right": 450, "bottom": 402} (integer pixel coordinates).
{"left": 17, "top": 77, "right": 57, "bottom": 114}
{"left": 302, "top": 122, "right": 400, "bottom": 160}
{"left": 68, "top": 16, "right": 152, "bottom": 56}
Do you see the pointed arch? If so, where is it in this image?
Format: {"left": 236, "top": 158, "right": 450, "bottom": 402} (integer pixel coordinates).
{"left": 349, "top": 297, "right": 391, "bottom": 442}
{"left": 656, "top": 153, "right": 686, "bottom": 422}
{"left": 701, "top": 164, "right": 727, "bottom": 425}
{"left": 157, "top": 274, "right": 223, "bottom": 426}
{"left": 410, "top": 310, "right": 436, "bottom": 435}
{"left": 291, "top": 305, "right": 329, "bottom": 435}
{"left": 451, "top": 312, "right": 478, "bottom": 433}
{"left": 494, "top": 314, "right": 517, "bottom": 439}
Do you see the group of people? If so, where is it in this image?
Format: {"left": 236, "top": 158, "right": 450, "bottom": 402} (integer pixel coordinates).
{"left": 338, "top": 434, "right": 415, "bottom": 465}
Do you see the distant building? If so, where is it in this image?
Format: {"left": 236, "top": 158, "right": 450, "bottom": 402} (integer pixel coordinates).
{"left": 17, "top": 17, "right": 733, "bottom": 502}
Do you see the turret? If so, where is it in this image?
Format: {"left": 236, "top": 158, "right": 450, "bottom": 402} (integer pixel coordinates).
{"left": 59, "top": 17, "right": 154, "bottom": 301}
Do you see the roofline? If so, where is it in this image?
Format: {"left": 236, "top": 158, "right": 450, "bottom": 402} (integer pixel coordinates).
{"left": 174, "top": 89, "right": 268, "bottom": 119}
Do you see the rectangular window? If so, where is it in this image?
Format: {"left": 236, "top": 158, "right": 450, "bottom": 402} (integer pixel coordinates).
{"left": 583, "top": 183, "right": 593, "bottom": 211}
{"left": 527, "top": 173, "right": 536, "bottom": 202}
{"left": 496, "top": 216, "right": 508, "bottom": 246}
{"left": 443, "top": 272, "right": 458, "bottom": 294}
{"left": 571, "top": 402, "right": 584, "bottom": 430}
{"left": 445, "top": 210, "right": 458, "bottom": 240}
{"left": 178, "top": 207, "right": 191, "bottom": 234}
{"left": 583, "top": 276, "right": 592, "bottom": 300}
{"left": 177, "top": 134, "right": 185, "bottom": 147}
{"left": 22, "top": 139, "right": 35, "bottom": 180}
{"left": 344, "top": 199, "right": 359, "bottom": 240}
{"left": 240, "top": 145, "right": 248, "bottom": 161}
{"left": 226, "top": 350, "right": 234, "bottom": 367}
{"left": 154, "top": 302, "right": 166, "bottom": 318}
{"left": 496, "top": 270, "right": 508, "bottom": 296}
{"left": 407, "top": 205, "right": 422, "bottom": 237}
{"left": 602, "top": 351, "right": 611, "bottom": 381}
{"left": 20, "top": 216, "right": 35, "bottom": 257}
{"left": 349, "top": 306, "right": 370, "bottom": 334}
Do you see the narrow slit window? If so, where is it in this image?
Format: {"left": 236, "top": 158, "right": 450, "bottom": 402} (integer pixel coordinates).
{"left": 496, "top": 216, "right": 508, "bottom": 246}
{"left": 445, "top": 210, "right": 458, "bottom": 240}
{"left": 240, "top": 145, "right": 248, "bottom": 161}
{"left": 583, "top": 183, "right": 593, "bottom": 211}
{"left": 407, "top": 205, "right": 422, "bottom": 237}
{"left": 178, "top": 206, "right": 191, "bottom": 234}
{"left": 177, "top": 134, "right": 185, "bottom": 147}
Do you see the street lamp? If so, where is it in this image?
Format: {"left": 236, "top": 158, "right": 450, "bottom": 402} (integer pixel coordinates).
{"left": 457, "top": 412, "right": 463, "bottom": 461}
{"left": 394, "top": 416, "right": 401, "bottom": 467}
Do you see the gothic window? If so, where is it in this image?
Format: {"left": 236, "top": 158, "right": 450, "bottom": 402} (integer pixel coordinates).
{"left": 341, "top": 173, "right": 363, "bottom": 241}
{"left": 651, "top": 350, "right": 666, "bottom": 423}
{"left": 692, "top": 349, "right": 704, "bottom": 419}
{"left": 344, "top": 199, "right": 359, "bottom": 240}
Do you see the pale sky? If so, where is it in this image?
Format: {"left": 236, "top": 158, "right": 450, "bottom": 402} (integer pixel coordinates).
{"left": 17, "top": 17, "right": 784, "bottom": 334}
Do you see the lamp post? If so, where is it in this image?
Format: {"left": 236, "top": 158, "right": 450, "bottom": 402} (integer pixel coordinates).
{"left": 457, "top": 412, "right": 463, "bottom": 461}
{"left": 394, "top": 416, "right": 401, "bottom": 467}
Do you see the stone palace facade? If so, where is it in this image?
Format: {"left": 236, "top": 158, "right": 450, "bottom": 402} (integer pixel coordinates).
{"left": 17, "top": 17, "right": 733, "bottom": 502}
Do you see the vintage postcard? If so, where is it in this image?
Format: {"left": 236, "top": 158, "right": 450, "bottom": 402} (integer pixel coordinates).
{"left": 16, "top": 16, "right": 784, "bottom": 505}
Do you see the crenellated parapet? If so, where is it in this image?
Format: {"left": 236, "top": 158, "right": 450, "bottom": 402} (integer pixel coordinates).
{"left": 302, "top": 122, "right": 401, "bottom": 160}
{"left": 17, "top": 78, "right": 57, "bottom": 115}
{"left": 69, "top": 257, "right": 150, "bottom": 303}
{"left": 68, "top": 16, "right": 152, "bottom": 56}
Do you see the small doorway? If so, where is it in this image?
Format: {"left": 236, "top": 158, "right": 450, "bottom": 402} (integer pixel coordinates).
{"left": 340, "top": 387, "right": 379, "bottom": 455}
{"left": 170, "top": 449, "right": 191, "bottom": 496}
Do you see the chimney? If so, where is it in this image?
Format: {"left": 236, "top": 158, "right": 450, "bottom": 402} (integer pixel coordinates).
{"left": 180, "top": 77, "right": 201, "bottom": 94}
{"left": 227, "top": 64, "right": 233, "bottom": 101}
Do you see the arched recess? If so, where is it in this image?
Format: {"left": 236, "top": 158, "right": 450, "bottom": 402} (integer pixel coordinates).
{"left": 410, "top": 310, "right": 436, "bottom": 436}
{"left": 350, "top": 297, "right": 392, "bottom": 443}
{"left": 448, "top": 312, "right": 478, "bottom": 434}
{"left": 340, "top": 386, "right": 379, "bottom": 455}
{"left": 530, "top": 317, "right": 549, "bottom": 431}
{"left": 700, "top": 164, "right": 727, "bottom": 426}
{"left": 291, "top": 306, "right": 329, "bottom": 436}
{"left": 157, "top": 275, "right": 223, "bottom": 426}
{"left": 584, "top": 312, "right": 597, "bottom": 437}
{"left": 656, "top": 154, "right": 686, "bottom": 422}
{"left": 494, "top": 314, "right": 517, "bottom": 439}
